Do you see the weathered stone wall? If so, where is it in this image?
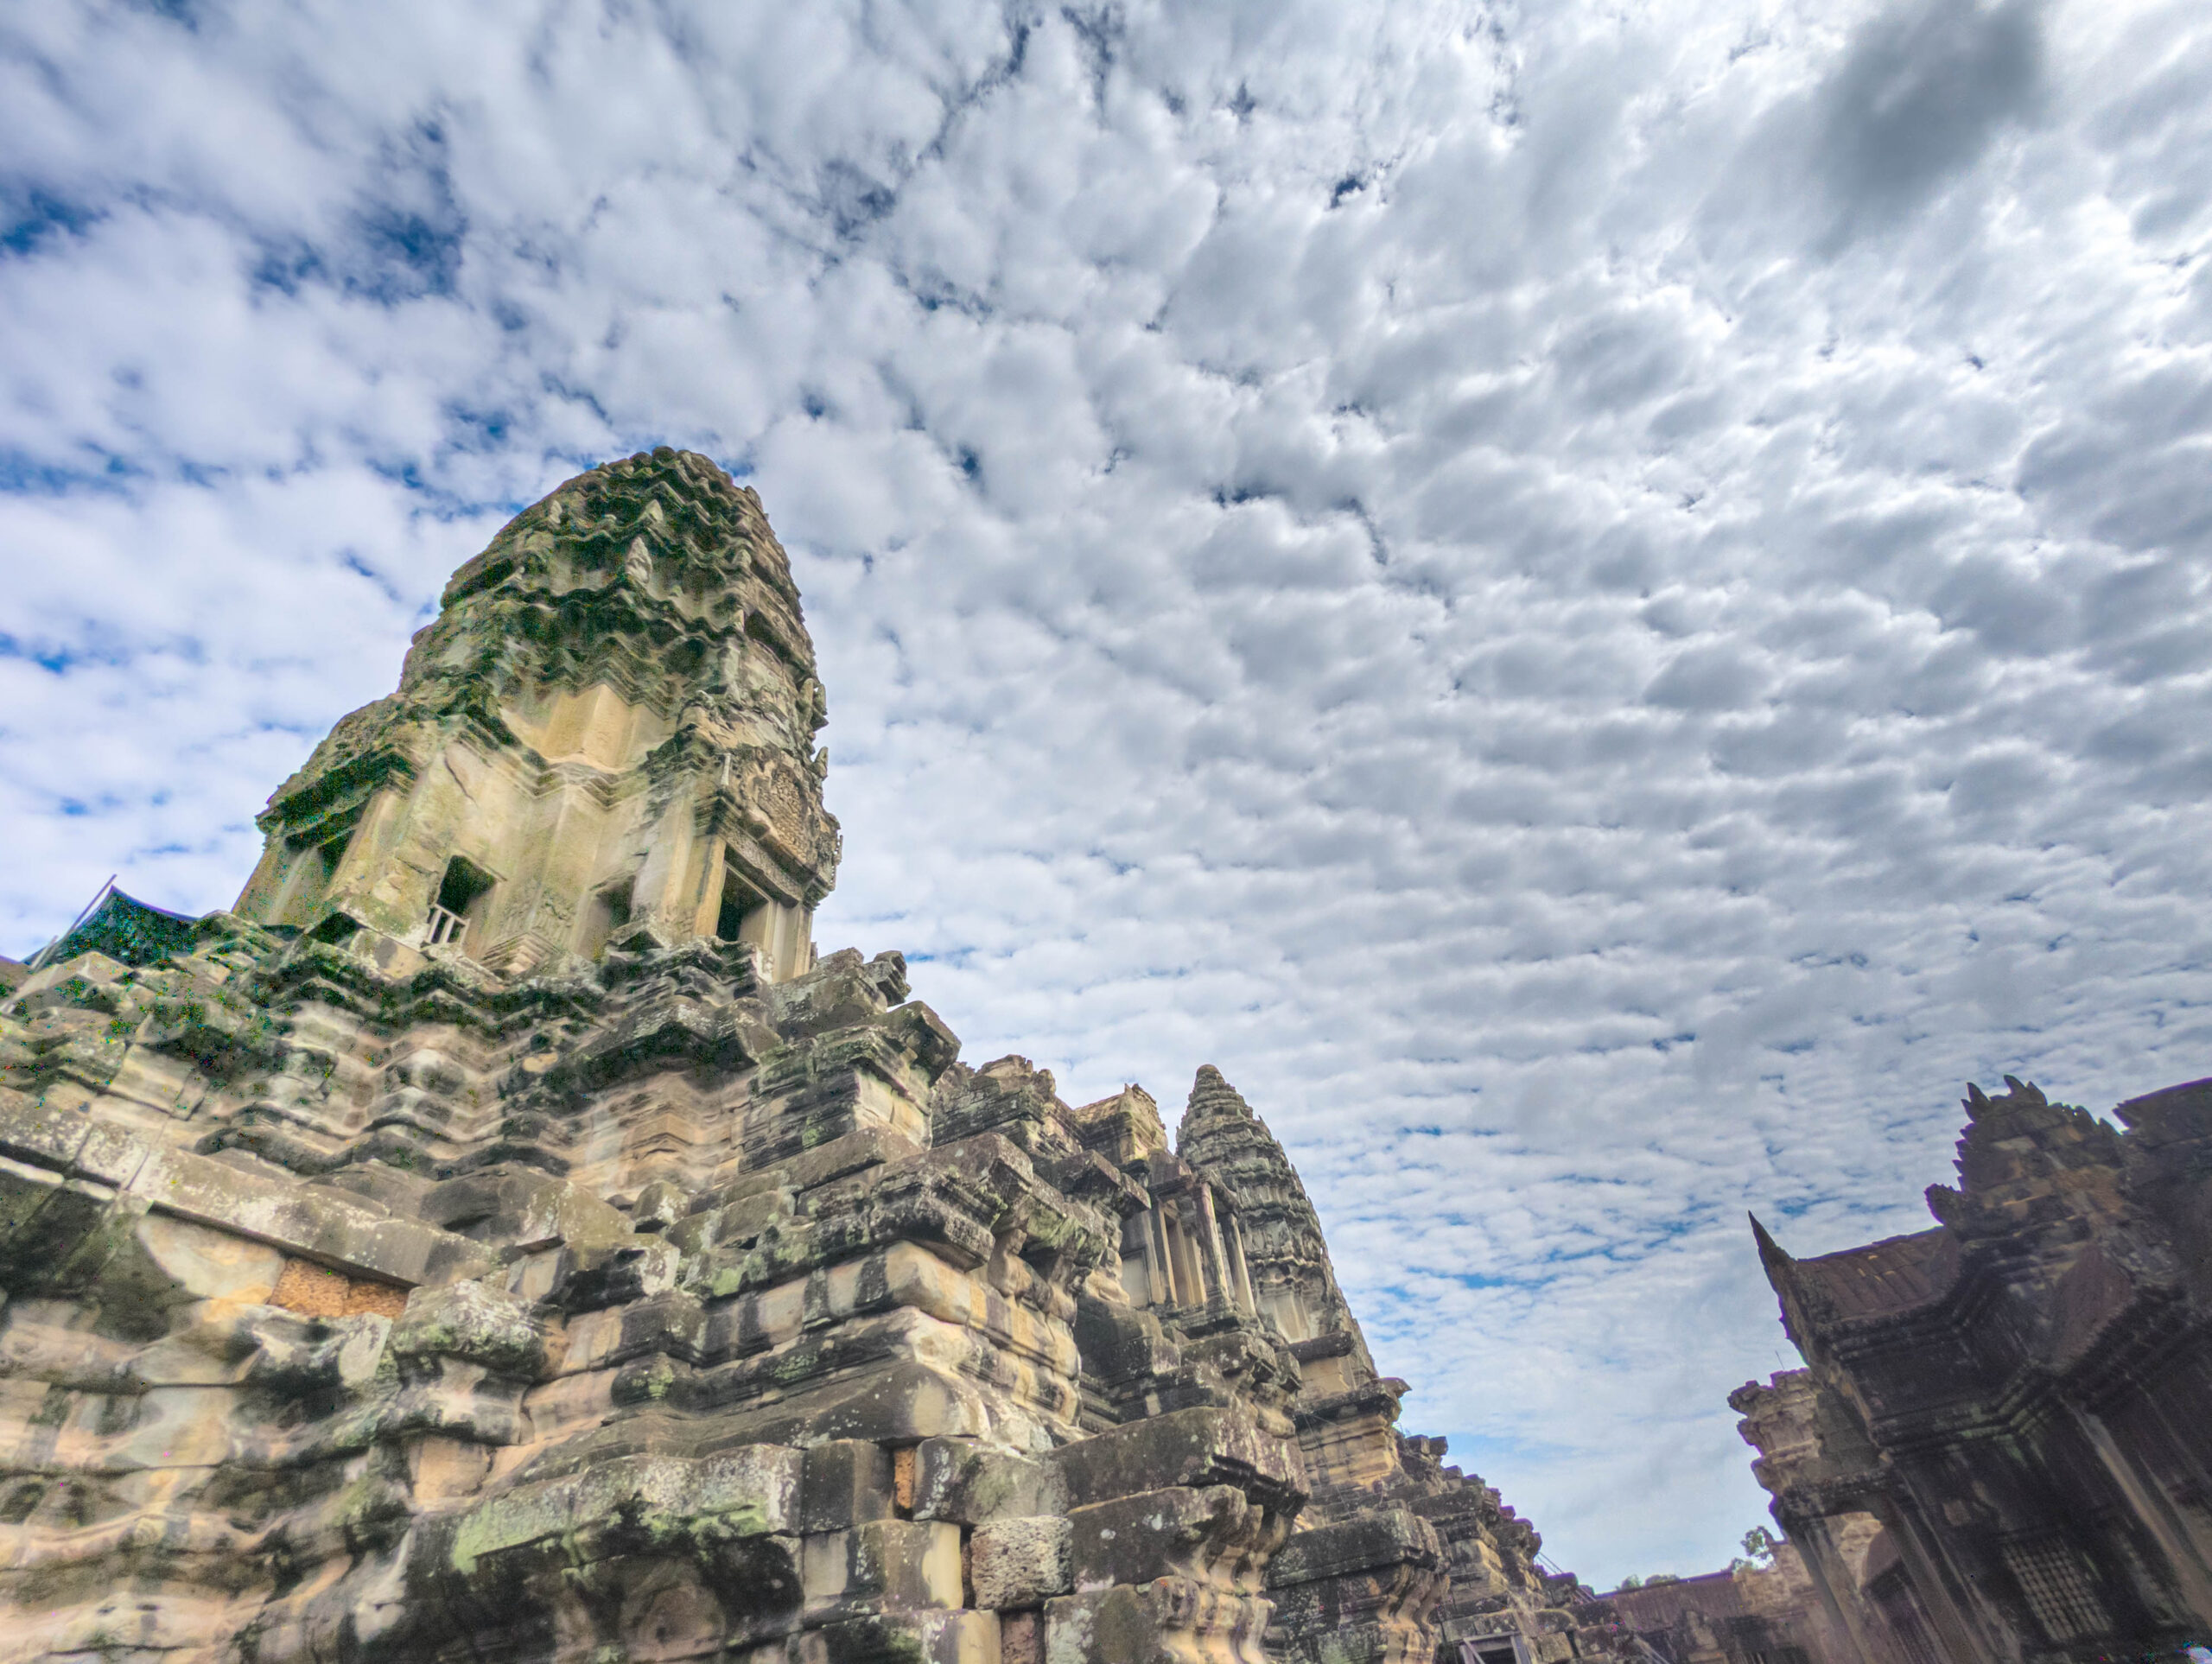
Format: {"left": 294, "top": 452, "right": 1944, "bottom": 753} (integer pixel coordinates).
{"left": 1596, "top": 1551, "right": 1855, "bottom": 1664}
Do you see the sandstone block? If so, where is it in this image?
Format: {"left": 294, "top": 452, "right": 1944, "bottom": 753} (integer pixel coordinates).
{"left": 246, "top": 1311, "right": 391, "bottom": 1390}
{"left": 804, "top": 1520, "right": 963, "bottom": 1615}
{"left": 442, "top": 1446, "right": 802, "bottom": 1578}
{"left": 632, "top": 1179, "right": 686, "bottom": 1231}
{"left": 1043, "top": 1577, "right": 1272, "bottom": 1664}
{"left": 556, "top": 1236, "right": 680, "bottom": 1311}
{"left": 615, "top": 1286, "right": 708, "bottom": 1359}
{"left": 914, "top": 1438, "right": 1067, "bottom": 1523}
{"left": 1045, "top": 1405, "right": 1302, "bottom": 1512}
{"left": 802, "top": 1359, "right": 993, "bottom": 1446}
{"left": 1068, "top": 1484, "right": 1262, "bottom": 1590}
{"left": 391, "top": 1279, "right": 547, "bottom": 1376}
{"left": 718, "top": 1186, "right": 793, "bottom": 1248}
{"left": 801, "top": 1441, "right": 896, "bottom": 1531}
{"left": 1264, "top": 1508, "right": 1440, "bottom": 1590}
{"left": 133, "top": 1214, "right": 284, "bottom": 1305}
{"left": 802, "top": 1610, "right": 998, "bottom": 1664}
{"left": 971, "top": 1516, "right": 1074, "bottom": 1610}
{"left": 425, "top": 1168, "right": 630, "bottom": 1252}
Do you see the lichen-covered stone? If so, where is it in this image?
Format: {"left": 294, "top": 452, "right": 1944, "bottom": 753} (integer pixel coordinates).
{"left": 972, "top": 1516, "right": 1074, "bottom": 1609}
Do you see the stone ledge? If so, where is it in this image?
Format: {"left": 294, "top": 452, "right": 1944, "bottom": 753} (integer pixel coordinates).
{"left": 0, "top": 1096, "right": 494, "bottom": 1288}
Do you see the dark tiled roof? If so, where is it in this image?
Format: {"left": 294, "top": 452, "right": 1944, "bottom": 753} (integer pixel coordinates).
{"left": 1798, "top": 1227, "right": 1961, "bottom": 1320}
{"left": 2113, "top": 1077, "right": 2212, "bottom": 1150}
{"left": 35, "top": 885, "right": 202, "bottom": 972}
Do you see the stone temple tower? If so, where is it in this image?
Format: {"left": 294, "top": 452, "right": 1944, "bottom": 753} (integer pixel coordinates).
{"left": 0, "top": 451, "right": 1624, "bottom": 1664}
{"left": 234, "top": 447, "right": 838, "bottom": 982}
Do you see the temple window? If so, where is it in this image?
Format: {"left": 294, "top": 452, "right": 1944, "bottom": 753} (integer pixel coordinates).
{"left": 429, "top": 857, "right": 495, "bottom": 951}
{"left": 2000, "top": 1537, "right": 2109, "bottom": 1643}
{"left": 717, "top": 867, "right": 771, "bottom": 947}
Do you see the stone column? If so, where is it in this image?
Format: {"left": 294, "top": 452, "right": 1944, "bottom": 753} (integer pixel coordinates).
{"left": 690, "top": 835, "right": 732, "bottom": 940}
{"left": 1872, "top": 1493, "right": 2002, "bottom": 1664}
{"left": 481, "top": 778, "right": 602, "bottom": 974}
{"left": 1171, "top": 1203, "right": 1207, "bottom": 1306}
{"left": 1148, "top": 1208, "right": 1183, "bottom": 1306}
{"left": 1226, "top": 1214, "right": 1258, "bottom": 1313}
{"left": 1196, "top": 1184, "right": 1235, "bottom": 1306}
{"left": 630, "top": 778, "right": 705, "bottom": 945}
{"left": 1787, "top": 1514, "right": 1884, "bottom": 1664}
{"left": 2072, "top": 1406, "right": 2212, "bottom": 1628}
{"left": 1139, "top": 1209, "right": 1168, "bottom": 1309}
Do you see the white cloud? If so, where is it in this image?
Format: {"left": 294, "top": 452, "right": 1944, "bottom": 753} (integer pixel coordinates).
{"left": 6, "top": 0, "right": 2212, "bottom": 1585}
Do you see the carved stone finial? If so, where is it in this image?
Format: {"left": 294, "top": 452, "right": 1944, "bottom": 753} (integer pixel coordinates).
{"left": 1926, "top": 1183, "right": 1963, "bottom": 1225}
{"left": 1186, "top": 1064, "right": 1255, "bottom": 1123}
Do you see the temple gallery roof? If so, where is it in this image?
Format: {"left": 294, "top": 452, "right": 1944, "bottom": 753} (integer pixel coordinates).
{"left": 1790, "top": 1228, "right": 1961, "bottom": 1322}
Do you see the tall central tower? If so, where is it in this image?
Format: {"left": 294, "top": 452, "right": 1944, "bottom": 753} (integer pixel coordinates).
{"left": 234, "top": 448, "right": 839, "bottom": 981}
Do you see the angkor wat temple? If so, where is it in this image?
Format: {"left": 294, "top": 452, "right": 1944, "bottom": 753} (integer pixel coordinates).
{"left": 1740, "top": 1074, "right": 2212, "bottom": 1663}
{"left": 0, "top": 451, "right": 1644, "bottom": 1664}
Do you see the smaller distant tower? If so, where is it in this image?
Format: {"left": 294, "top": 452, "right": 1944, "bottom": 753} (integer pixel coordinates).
{"left": 1179, "top": 1063, "right": 1378, "bottom": 1366}
{"left": 234, "top": 448, "right": 840, "bottom": 981}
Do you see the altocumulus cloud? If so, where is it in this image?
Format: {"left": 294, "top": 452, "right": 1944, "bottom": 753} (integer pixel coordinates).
{"left": 4, "top": 0, "right": 2212, "bottom": 1583}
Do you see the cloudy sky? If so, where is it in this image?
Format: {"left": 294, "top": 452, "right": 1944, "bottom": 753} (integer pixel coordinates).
{"left": 6, "top": 0, "right": 2212, "bottom": 1583}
